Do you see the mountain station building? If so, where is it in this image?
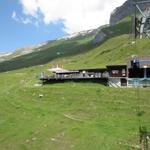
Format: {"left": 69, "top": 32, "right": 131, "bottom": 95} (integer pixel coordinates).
{"left": 40, "top": 56, "right": 150, "bottom": 88}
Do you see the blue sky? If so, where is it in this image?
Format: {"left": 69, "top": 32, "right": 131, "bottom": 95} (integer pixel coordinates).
{"left": 0, "top": 0, "right": 66, "bottom": 52}
{"left": 0, "top": 0, "right": 126, "bottom": 52}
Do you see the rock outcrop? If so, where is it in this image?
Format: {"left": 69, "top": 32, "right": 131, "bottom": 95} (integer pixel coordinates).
{"left": 93, "top": 31, "right": 106, "bottom": 44}
{"left": 109, "top": 0, "right": 133, "bottom": 25}
{"left": 109, "top": 0, "right": 150, "bottom": 25}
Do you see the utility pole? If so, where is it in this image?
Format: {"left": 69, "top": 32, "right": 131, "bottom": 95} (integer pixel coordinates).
{"left": 133, "top": 1, "right": 150, "bottom": 39}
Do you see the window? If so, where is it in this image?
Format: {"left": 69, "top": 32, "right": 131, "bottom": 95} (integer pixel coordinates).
{"left": 122, "top": 69, "right": 126, "bottom": 74}
{"left": 112, "top": 70, "right": 119, "bottom": 74}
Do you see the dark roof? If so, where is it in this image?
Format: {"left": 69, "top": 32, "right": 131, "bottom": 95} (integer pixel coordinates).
{"left": 107, "top": 65, "right": 127, "bottom": 69}
{"left": 78, "top": 68, "right": 107, "bottom": 72}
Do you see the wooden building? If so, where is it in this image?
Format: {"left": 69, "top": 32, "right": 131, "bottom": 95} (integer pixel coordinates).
{"left": 40, "top": 68, "right": 108, "bottom": 85}
{"left": 40, "top": 56, "right": 150, "bottom": 88}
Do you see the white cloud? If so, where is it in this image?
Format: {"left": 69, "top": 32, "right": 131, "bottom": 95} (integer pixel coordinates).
{"left": 12, "top": 11, "right": 16, "bottom": 19}
{"left": 12, "top": 11, "right": 33, "bottom": 25}
{"left": 21, "top": 18, "right": 32, "bottom": 24}
{"left": 19, "top": 0, "right": 126, "bottom": 33}
{"left": 12, "top": 11, "right": 19, "bottom": 22}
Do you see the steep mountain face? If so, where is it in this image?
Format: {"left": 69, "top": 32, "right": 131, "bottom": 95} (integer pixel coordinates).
{"left": 109, "top": 0, "right": 150, "bottom": 25}
{"left": 93, "top": 17, "right": 131, "bottom": 45}
{"left": 109, "top": 0, "right": 132, "bottom": 25}
{"left": 93, "top": 0, "right": 134, "bottom": 45}
{"left": 93, "top": 0, "right": 150, "bottom": 45}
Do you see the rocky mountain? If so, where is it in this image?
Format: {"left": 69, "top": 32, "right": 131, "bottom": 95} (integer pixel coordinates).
{"left": 93, "top": 0, "right": 150, "bottom": 45}
{"left": 109, "top": 0, "right": 150, "bottom": 25}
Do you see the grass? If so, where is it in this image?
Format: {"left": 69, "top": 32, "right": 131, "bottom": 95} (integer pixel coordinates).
{"left": 0, "top": 67, "right": 150, "bottom": 150}
{"left": 48, "top": 34, "right": 150, "bottom": 70}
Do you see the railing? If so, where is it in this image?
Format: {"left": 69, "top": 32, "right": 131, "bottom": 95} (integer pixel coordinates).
{"left": 128, "top": 78, "right": 150, "bottom": 87}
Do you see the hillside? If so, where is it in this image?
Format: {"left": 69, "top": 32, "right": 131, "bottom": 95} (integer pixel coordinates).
{"left": 0, "top": 29, "right": 99, "bottom": 72}
{"left": 0, "top": 66, "right": 150, "bottom": 150}
{"left": 0, "top": 17, "right": 133, "bottom": 72}
{"left": 0, "top": 18, "right": 150, "bottom": 150}
{"left": 62, "top": 35, "right": 150, "bottom": 69}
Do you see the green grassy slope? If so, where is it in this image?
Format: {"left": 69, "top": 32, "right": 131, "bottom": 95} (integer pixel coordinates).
{"left": 52, "top": 18, "right": 149, "bottom": 69}
{"left": 0, "top": 17, "right": 150, "bottom": 150}
{"left": 62, "top": 35, "right": 150, "bottom": 69}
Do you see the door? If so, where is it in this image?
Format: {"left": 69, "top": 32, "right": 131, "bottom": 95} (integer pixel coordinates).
{"left": 121, "top": 78, "right": 127, "bottom": 86}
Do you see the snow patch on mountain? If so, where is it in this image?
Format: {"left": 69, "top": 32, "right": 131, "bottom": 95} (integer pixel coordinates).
{"left": 0, "top": 52, "right": 12, "bottom": 57}
{"left": 59, "top": 29, "right": 96, "bottom": 40}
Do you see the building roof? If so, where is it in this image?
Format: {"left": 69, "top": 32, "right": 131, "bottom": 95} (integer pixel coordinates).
{"left": 47, "top": 67, "right": 69, "bottom": 73}
{"left": 78, "top": 68, "right": 107, "bottom": 72}
{"left": 107, "top": 65, "right": 127, "bottom": 69}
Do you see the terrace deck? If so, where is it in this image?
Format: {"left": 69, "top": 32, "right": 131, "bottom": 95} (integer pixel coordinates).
{"left": 40, "top": 76, "right": 108, "bottom": 85}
